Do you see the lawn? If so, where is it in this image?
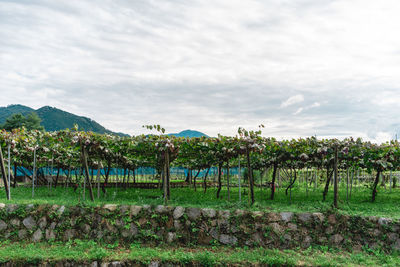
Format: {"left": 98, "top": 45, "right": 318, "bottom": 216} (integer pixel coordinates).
{"left": 1, "top": 183, "right": 399, "bottom": 219}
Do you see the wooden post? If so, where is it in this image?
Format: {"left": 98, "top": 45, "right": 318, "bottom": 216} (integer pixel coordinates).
{"left": 32, "top": 148, "right": 36, "bottom": 198}
{"left": 246, "top": 148, "right": 255, "bottom": 205}
{"left": 238, "top": 158, "right": 241, "bottom": 202}
{"left": 333, "top": 146, "right": 338, "bottom": 208}
{"left": 0, "top": 146, "right": 10, "bottom": 200}
{"left": 81, "top": 146, "right": 94, "bottom": 201}
{"left": 7, "top": 144, "right": 11, "bottom": 199}
{"left": 226, "top": 160, "right": 230, "bottom": 201}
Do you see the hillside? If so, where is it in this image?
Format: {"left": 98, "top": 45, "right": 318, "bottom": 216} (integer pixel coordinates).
{"left": 0, "top": 105, "right": 128, "bottom": 136}
{"left": 168, "top": 129, "right": 208, "bottom": 138}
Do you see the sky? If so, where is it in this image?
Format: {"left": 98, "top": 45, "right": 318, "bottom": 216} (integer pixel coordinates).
{"left": 1, "top": 0, "right": 400, "bottom": 142}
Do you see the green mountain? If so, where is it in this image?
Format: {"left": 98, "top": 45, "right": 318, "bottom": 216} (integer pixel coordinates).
{"left": 0, "top": 104, "right": 128, "bottom": 136}
{"left": 168, "top": 130, "right": 208, "bottom": 138}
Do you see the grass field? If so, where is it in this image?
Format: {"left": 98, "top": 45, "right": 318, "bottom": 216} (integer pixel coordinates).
{"left": 0, "top": 240, "right": 399, "bottom": 266}
{"left": 1, "top": 183, "right": 400, "bottom": 218}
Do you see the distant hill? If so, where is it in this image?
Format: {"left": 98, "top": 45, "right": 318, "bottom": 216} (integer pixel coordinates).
{"left": 0, "top": 104, "right": 128, "bottom": 136}
{"left": 168, "top": 130, "right": 208, "bottom": 138}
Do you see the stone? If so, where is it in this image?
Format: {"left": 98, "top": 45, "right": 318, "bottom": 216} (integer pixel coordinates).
{"left": 38, "top": 217, "right": 47, "bottom": 229}
{"left": 219, "top": 234, "right": 238, "bottom": 245}
{"left": 326, "top": 225, "right": 334, "bottom": 235}
{"left": 0, "top": 203, "right": 5, "bottom": 209}
{"left": 82, "top": 224, "right": 91, "bottom": 234}
{"left": 394, "top": 239, "right": 400, "bottom": 251}
{"left": 218, "top": 210, "right": 231, "bottom": 219}
{"left": 130, "top": 205, "right": 142, "bottom": 216}
{"left": 148, "top": 261, "right": 160, "bottom": 267}
{"left": 235, "top": 209, "right": 245, "bottom": 216}
{"left": 328, "top": 214, "right": 336, "bottom": 224}
{"left": 18, "top": 229, "right": 27, "bottom": 239}
{"left": 266, "top": 212, "right": 280, "bottom": 222}
{"left": 297, "top": 213, "right": 312, "bottom": 224}
{"left": 10, "top": 219, "right": 20, "bottom": 227}
{"left": 283, "top": 233, "right": 292, "bottom": 242}
{"left": 202, "top": 208, "right": 216, "bottom": 218}
{"left": 64, "top": 229, "right": 76, "bottom": 240}
{"left": 313, "top": 212, "right": 325, "bottom": 223}
{"left": 167, "top": 232, "right": 176, "bottom": 243}
{"left": 155, "top": 205, "right": 167, "bottom": 214}
{"left": 46, "top": 229, "right": 56, "bottom": 240}
{"left": 187, "top": 207, "right": 201, "bottom": 220}
{"left": 388, "top": 233, "right": 399, "bottom": 242}
{"left": 269, "top": 222, "right": 284, "bottom": 234}
{"left": 0, "top": 220, "right": 7, "bottom": 231}
{"left": 302, "top": 236, "right": 312, "bottom": 248}
{"left": 252, "top": 211, "right": 264, "bottom": 218}
{"left": 330, "top": 234, "right": 344, "bottom": 244}
{"left": 174, "top": 220, "right": 182, "bottom": 230}
{"left": 23, "top": 216, "right": 36, "bottom": 230}
{"left": 50, "top": 222, "right": 57, "bottom": 230}
{"left": 210, "top": 228, "right": 219, "bottom": 239}
{"left": 104, "top": 204, "right": 118, "bottom": 211}
{"left": 378, "top": 217, "right": 392, "bottom": 226}
{"left": 91, "top": 261, "right": 98, "bottom": 267}
{"left": 173, "top": 206, "right": 185, "bottom": 219}
{"left": 110, "top": 262, "right": 122, "bottom": 267}
{"left": 26, "top": 204, "right": 34, "bottom": 211}
{"left": 57, "top": 206, "right": 66, "bottom": 215}
{"left": 32, "top": 229, "right": 43, "bottom": 242}
{"left": 119, "top": 205, "right": 129, "bottom": 214}
{"left": 287, "top": 223, "right": 298, "bottom": 231}
{"left": 6, "top": 204, "right": 18, "bottom": 213}
{"left": 142, "top": 204, "right": 151, "bottom": 211}
{"left": 280, "top": 212, "right": 293, "bottom": 223}
{"left": 251, "top": 232, "right": 264, "bottom": 245}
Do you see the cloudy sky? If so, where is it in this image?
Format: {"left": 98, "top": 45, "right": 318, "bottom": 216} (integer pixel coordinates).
{"left": 1, "top": 0, "right": 400, "bottom": 142}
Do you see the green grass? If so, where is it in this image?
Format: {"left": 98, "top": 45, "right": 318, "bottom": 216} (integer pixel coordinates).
{"left": 0, "top": 240, "right": 399, "bottom": 266}
{"left": 1, "top": 183, "right": 400, "bottom": 218}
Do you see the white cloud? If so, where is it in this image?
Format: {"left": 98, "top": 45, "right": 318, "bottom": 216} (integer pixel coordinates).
{"left": 0, "top": 0, "right": 399, "bottom": 140}
{"left": 281, "top": 95, "right": 304, "bottom": 108}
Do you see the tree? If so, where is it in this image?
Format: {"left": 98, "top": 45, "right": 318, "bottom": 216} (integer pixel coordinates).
{"left": 1, "top": 112, "right": 44, "bottom": 131}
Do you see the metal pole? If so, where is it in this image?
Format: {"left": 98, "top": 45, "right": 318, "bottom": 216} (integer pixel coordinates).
{"left": 238, "top": 157, "right": 241, "bottom": 203}
{"left": 7, "top": 144, "right": 11, "bottom": 200}
{"left": 32, "top": 148, "right": 36, "bottom": 198}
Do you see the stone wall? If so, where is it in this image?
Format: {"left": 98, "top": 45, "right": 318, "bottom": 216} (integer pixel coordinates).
{"left": 0, "top": 203, "right": 399, "bottom": 252}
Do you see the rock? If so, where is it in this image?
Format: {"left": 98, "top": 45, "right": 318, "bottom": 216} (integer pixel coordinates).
{"left": 91, "top": 261, "right": 98, "bottom": 267}
{"left": 142, "top": 205, "right": 151, "bottom": 212}
{"left": 218, "top": 210, "right": 231, "bottom": 219}
{"left": 167, "top": 232, "right": 176, "bottom": 243}
{"left": 46, "top": 229, "right": 56, "bottom": 240}
{"left": 266, "top": 212, "right": 280, "bottom": 222}
{"left": 388, "top": 233, "right": 399, "bottom": 242}
{"left": 119, "top": 205, "right": 129, "bottom": 214}
{"left": 235, "top": 209, "right": 246, "bottom": 216}
{"left": 252, "top": 211, "right": 264, "bottom": 218}
{"left": 251, "top": 232, "right": 264, "bottom": 245}
{"left": 174, "top": 220, "right": 182, "bottom": 230}
{"left": 269, "top": 222, "right": 284, "bottom": 234}
{"left": 0, "top": 220, "right": 7, "bottom": 231}
{"left": 32, "top": 229, "right": 43, "bottom": 242}
{"left": 130, "top": 205, "right": 142, "bottom": 216}
{"left": 378, "top": 217, "right": 392, "bottom": 226}
{"left": 104, "top": 204, "right": 118, "bottom": 211}
{"left": 297, "top": 213, "right": 312, "bottom": 224}
{"left": 6, "top": 204, "right": 18, "bottom": 213}
{"left": 173, "top": 206, "right": 185, "bottom": 219}
{"left": 10, "top": 219, "right": 20, "bottom": 227}
{"left": 18, "top": 229, "right": 27, "bottom": 239}
{"left": 330, "top": 234, "right": 344, "bottom": 245}
{"left": 57, "top": 206, "right": 66, "bottom": 215}
{"left": 326, "top": 226, "right": 334, "bottom": 235}
{"left": 38, "top": 217, "right": 47, "bottom": 229}
{"left": 287, "top": 223, "right": 297, "bottom": 231}
{"left": 210, "top": 228, "right": 219, "bottom": 239}
{"left": 302, "top": 236, "right": 312, "bottom": 248}
{"left": 50, "top": 222, "right": 57, "bottom": 230}
{"left": 187, "top": 207, "right": 201, "bottom": 220}
{"left": 328, "top": 214, "right": 336, "bottom": 224}
{"left": 110, "top": 262, "right": 122, "bottom": 267}
{"left": 313, "top": 212, "right": 325, "bottom": 223}
{"left": 148, "top": 261, "right": 159, "bottom": 267}
{"left": 23, "top": 216, "right": 36, "bottom": 230}
{"left": 82, "top": 224, "right": 91, "bottom": 234}
{"left": 64, "top": 229, "right": 76, "bottom": 240}
{"left": 219, "top": 234, "right": 238, "bottom": 245}
{"left": 202, "top": 208, "right": 216, "bottom": 218}
{"left": 280, "top": 212, "right": 293, "bottom": 223}
{"left": 155, "top": 205, "right": 167, "bottom": 214}
{"left": 0, "top": 203, "right": 5, "bottom": 209}
{"left": 26, "top": 204, "right": 34, "bottom": 211}
{"left": 394, "top": 239, "right": 400, "bottom": 251}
